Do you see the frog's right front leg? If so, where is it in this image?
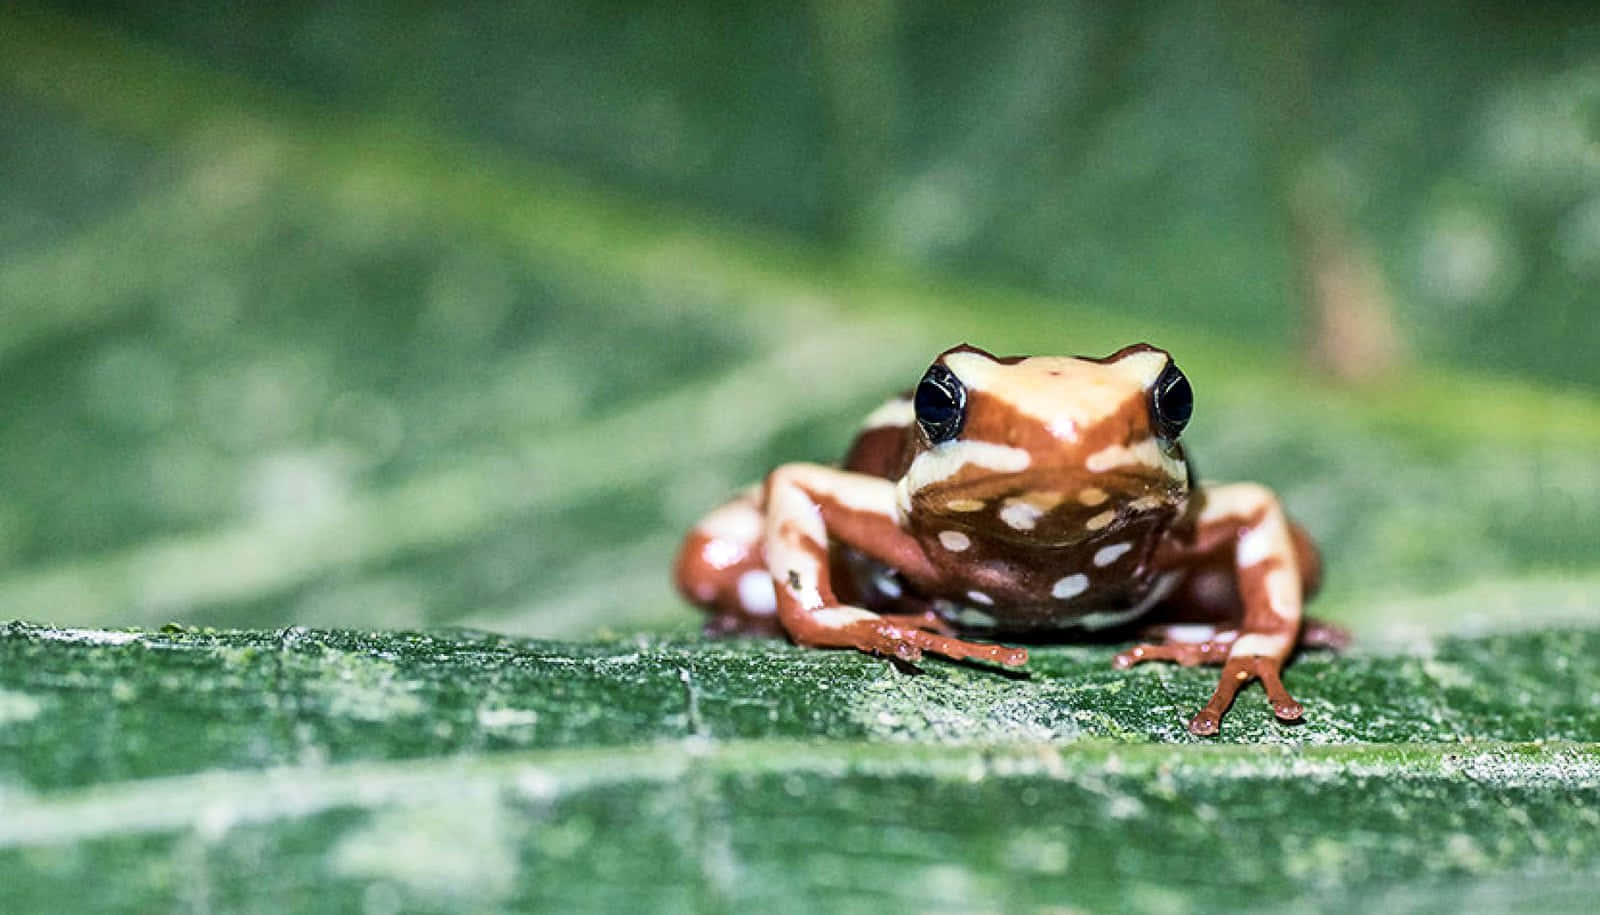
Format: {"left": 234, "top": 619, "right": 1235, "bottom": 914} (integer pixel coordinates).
{"left": 764, "top": 463, "right": 1027, "bottom": 667}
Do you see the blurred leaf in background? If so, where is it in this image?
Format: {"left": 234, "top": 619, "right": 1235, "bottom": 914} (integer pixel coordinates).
{"left": 0, "top": 0, "right": 1595, "bottom": 640}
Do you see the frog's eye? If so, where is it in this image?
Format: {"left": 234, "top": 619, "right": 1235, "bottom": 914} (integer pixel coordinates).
{"left": 914, "top": 363, "right": 967, "bottom": 444}
{"left": 1150, "top": 362, "right": 1193, "bottom": 440}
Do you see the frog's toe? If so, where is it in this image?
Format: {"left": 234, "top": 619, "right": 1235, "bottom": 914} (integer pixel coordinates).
{"left": 1255, "top": 661, "right": 1305, "bottom": 721}
{"left": 1187, "top": 709, "right": 1222, "bottom": 736}
{"left": 839, "top": 620, "right": 925, "bottom": 664}
{"left": 877, "top": 610, "right": 959, "bottom": 637}
{"left": 879, "top": 624, "right": 1027, "bottom": 667}
{"left": 1187, "top": 655, "right": 1303, "bottom": 735}
{"left": 1113, "top": 639, "right": 1230, "bottom": 670}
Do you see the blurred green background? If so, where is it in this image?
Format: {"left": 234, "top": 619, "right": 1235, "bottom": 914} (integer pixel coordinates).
{"left": 1, "top": 0, "right": 1597, "bottom": 643}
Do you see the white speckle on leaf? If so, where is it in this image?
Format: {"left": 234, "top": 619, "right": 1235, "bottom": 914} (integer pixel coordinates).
{"left": 0, "top": 690, "right": 43, "bottom": 727}
{"left": 476, "top": 707, "right": 540, "bottom": 729}
{"left": 315, "top": 652, "right": 425, "bottom": 721}
{"left": 330, "top": 791, "right": 520, "bottom": 903}
{"left": 32, "top": 628, "right": 141, "bottom": 646}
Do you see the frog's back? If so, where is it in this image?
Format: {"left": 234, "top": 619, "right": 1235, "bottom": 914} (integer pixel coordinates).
{"left": 840, "top": 394, "right": 915, "bottom": 480}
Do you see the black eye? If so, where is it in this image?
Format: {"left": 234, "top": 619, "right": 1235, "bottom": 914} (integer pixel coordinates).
{"left": 1150, "top": 362, "right": 1193, "bottom": 440}
{"left": 914, "top": 363, "right": 966, "bottom": 444}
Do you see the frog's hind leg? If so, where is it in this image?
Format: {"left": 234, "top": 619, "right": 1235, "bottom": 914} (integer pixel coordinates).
{"left": 674, "top": 486, "right": 783, "bottom": 637}
{"left": 1301, "top": 617, "right": 1351, "bottom": 651}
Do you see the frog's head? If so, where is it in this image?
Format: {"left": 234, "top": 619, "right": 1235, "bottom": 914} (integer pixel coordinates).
{"left": 897, "top": 343, "right": 1192, "bottom": 547}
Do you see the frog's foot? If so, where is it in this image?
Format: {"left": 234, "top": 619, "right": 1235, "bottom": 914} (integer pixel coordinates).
{"left": 1301, "top": 617, "right": 1351, "bottom": 651}
{"left": 845, "top": 616, "right": 1028, "bottom": 667}
{"left": 1113, "top": 625, "right": 1237, "bottom": 669}
{"left": 1111, "top": 626, "right": 1303, "bottom": 734}
{"left": 1188, "top": 654, "right": 1303, "bottom": 736}
{"left": 876, "top": 610, "right": 959, "bottom": 637}
{"left": 788, "top": 607, "right": 1027, "bottom": 667}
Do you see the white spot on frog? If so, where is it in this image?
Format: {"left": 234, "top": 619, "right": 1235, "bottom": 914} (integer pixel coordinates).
{"left": 1093, "top": 542, "right": 1133, "bottom": 567}
{"left": 938, "top": 530, "right": 972, "bottom": 552}
{"left": 1085, "top": 509, "right": 1116, "bottom": 531}
{"left": 999, "top": 491, "right": 1064, "bottom": 531}
{"left": 1052, "top": 573, "right": 1090, "bottom": 600}
{"left": 999, "top": 501, "right": 1041, "bottom": 531}
{"left": 737, "top": 569, "right": 777, "bottom": 615}
{"left": 966, "top": 590, "right": 995, "bottom": 605}
{"left": 871, "top": 566, "right": 904, "bottom": 598}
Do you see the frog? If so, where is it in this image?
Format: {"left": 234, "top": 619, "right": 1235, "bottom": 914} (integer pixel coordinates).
{"left": 674, "top": 343, "right": 1343, "bottom": 735}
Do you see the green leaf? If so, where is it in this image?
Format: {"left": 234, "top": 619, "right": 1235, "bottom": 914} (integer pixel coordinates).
{"left": 2, "top": 8, "right": 1599, "bottom": 914}
{"left": 3, "top": 623, "right": 1599, "bottom": 912}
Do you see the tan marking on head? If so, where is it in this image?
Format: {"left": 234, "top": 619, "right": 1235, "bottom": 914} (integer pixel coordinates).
{"left": 1085, "top": 509, "right": 1116, "bottom": 531}
{"left": 945, "top": 498, "right": 986, "bottom": 512}
{"left": 943, "top": 348, "right": 1169, "bottom": 443}
{"left": 1077, "top": 487, "right": 1109, "bottom": 506}
{"left": 1085, "top": 439, "right": 1186, "bottom": 480}
{"left": 902, "top": 441, "right": 1032, "bottom": 494}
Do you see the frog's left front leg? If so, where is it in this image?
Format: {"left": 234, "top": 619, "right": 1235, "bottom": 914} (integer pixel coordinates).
{"left": 1126, "top": 483, "right": 1309, "bottom": 735}
{"left": 764, "top": 463, "right": 1027, "bottom": 667}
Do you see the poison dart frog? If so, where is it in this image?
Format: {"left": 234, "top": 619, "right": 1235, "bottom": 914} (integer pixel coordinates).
{"left": 674, "top": 344, "right": 1343, "bottom": 735}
